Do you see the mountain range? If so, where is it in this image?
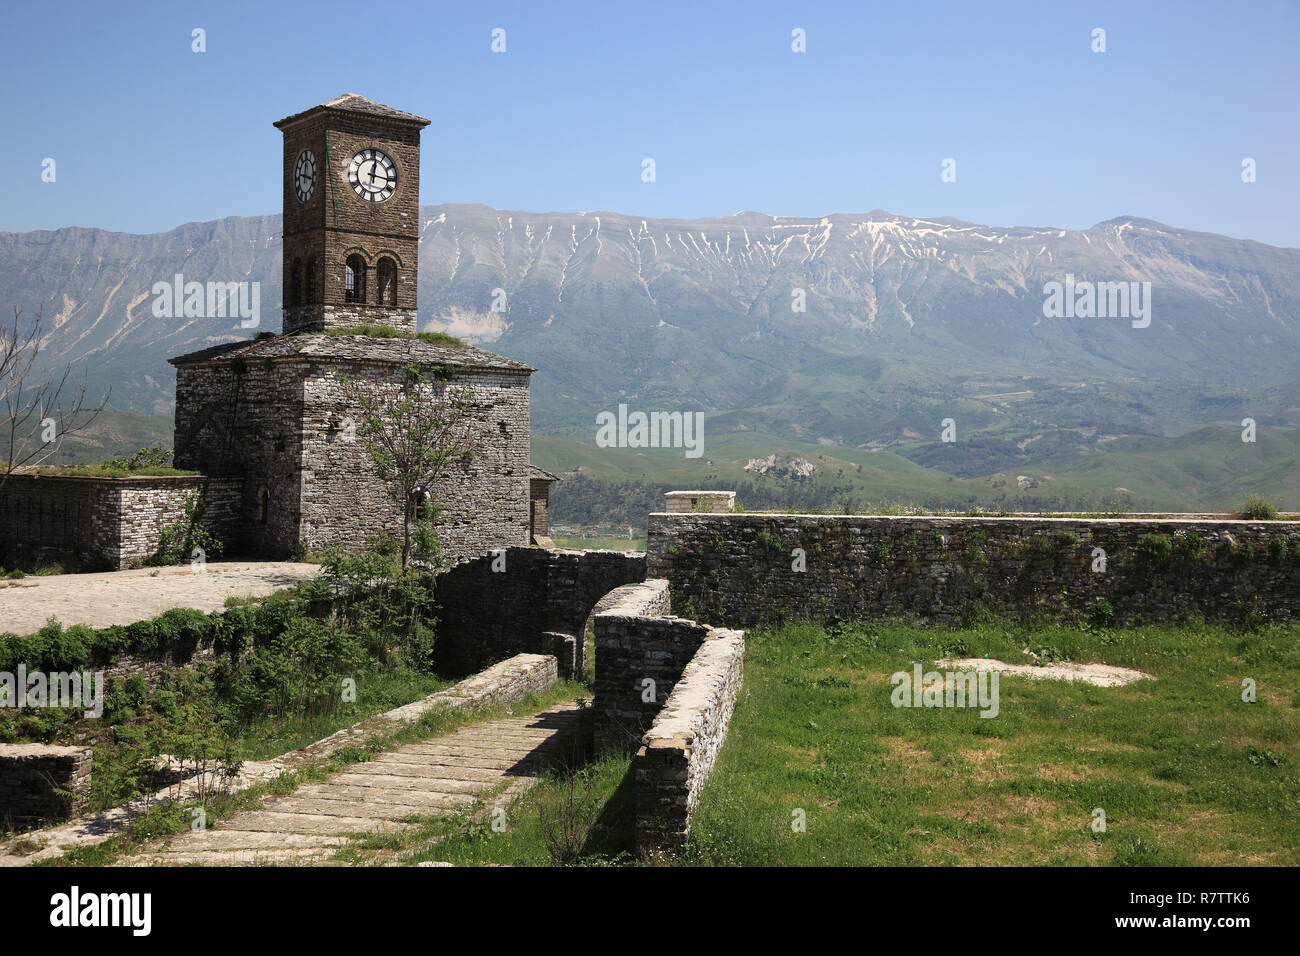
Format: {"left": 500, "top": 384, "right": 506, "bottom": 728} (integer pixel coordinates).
{"left": 3, "top": 204, "right": 1298, "bottom": 508}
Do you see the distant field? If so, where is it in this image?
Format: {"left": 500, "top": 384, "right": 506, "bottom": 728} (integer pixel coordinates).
{"left": 551, "top": 536, "right": 645, "bottom": 551}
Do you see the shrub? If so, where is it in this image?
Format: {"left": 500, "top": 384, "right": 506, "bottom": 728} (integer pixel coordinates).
{"left": 1172, "top": 532, "right": 1205, "bottom": 563}
{"left": 1088, "top": 599, "right": 1116, "bottom": 627}
{"left": 1240, "top": 496, "right": 1279, "bottom": 521}
{"left": 1136, "top": 532, "right": 1172, "bottom": 565}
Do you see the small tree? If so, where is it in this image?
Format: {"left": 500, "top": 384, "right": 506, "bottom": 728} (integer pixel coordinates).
{"left": 2, "top": 307, "right": 109, "bottom": 488}
{"left": 341, "top": 363, "right": 475, "bottom": 569}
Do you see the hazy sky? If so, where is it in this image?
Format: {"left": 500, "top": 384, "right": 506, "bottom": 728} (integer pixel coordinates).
{"left": 3, "top": 0, "right": 1297, "bottom": 246}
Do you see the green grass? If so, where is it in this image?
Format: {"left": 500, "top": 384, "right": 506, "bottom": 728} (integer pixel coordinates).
{"left": 234, "top": 668, "right": 452, "bottom": 760}
{"left": 319, "top": 324, "right": 467, "bottom": 348}
{"left": 551, "top": 536, "right": 645, "bottom": 551}
{"left": 683, "top": 619, "right": 1300, "bottom": 866}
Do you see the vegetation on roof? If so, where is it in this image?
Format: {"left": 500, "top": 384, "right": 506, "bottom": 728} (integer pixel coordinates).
{"left": 320, "top": 324, "right": 467, "bottom": 348}
{"left": 28, "top": 446, "right": 197, "bottom": 478}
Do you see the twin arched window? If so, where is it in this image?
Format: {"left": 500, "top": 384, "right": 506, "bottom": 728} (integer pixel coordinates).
{"left": 343, "top": 255, "right": 398, "bottom": 305}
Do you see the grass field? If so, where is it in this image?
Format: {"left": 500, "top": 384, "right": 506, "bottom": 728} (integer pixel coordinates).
{"left": 338, "top": 618, "right": 1299, "bottom": 867}
{"left": 684, "top": 619, "right": 1300, "bottom": 866}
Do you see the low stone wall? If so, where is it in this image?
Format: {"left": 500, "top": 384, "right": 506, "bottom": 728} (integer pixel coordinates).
{"left": 0, "top": 474, "right": 243, "bottom": 571}
{"left": 434, "top": 546, "right": 646, "bottom": 678}
{"left": 593, "top": 579, "right": 710, "bottom": 755}
{"left": 0, "top": 743, "right": 92, "bottom": 826}
{"left": 283, "top": 652, "right": 559, "bottom": 768}
{"left": 648, "top": 513, "right": 1300, "bottom": 626}
{"left": 635, "top": 627, "right": 744, "bottom": 854}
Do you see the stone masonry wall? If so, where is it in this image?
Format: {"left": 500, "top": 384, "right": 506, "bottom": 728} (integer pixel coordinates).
{"left": 592, "top": 579, "right": 714, "bottom": 755}
{"left": 0, "top": 475, "right": 243, "bottom": 571}
{"left": 172, "top": 352, "right": 305, "bottom": 556}
{"left": 647, "top": 513, "right": 1300, "bottom": 627}
{"left": 435, "top": 546, "right": 646, "bottom": 678}
{"left": 0, "top": 475, "right": 116, "bottom": 570}
{"left": 0, "top": 744, "right": 92, "bottom": 826}
{"left": 299, "top": 361, "right": 532, "bottom": 563}
{"left": 635, "top": 627, "right": 744, "bottom": 855}
{"left": 116, "top": 477, "right": 243, "bottom": 567}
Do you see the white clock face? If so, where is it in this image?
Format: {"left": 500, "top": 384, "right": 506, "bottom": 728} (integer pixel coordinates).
{"left": 347, "top": 148, "right": 398, "bottom": 202}
{"left": 293, "top": 150, "right": 316, "bottom": 203}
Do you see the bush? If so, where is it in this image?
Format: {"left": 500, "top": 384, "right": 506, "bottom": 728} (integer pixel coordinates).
{"left": 1088, "top": 599, "right": 1116, "bottom": 627}
{"left": 1136, "top": 532, "right": 1172, "bottom": 565}
{"left": 1240, "top": 496, "right": 1279, "bottom": 521}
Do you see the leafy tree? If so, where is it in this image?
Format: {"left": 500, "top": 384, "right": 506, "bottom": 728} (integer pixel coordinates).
{"left": 341, "top": 363, "right": 475, "bottom": 569}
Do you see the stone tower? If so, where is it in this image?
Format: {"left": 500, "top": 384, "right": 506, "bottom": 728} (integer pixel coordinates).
{"left": 169, "top": 95, "right": 551, "bottom": 563}
{"left": 274, "top": 94, "right": 430, "bottom": 334}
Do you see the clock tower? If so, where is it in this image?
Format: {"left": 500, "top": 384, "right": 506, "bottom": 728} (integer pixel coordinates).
{"left": 274, "top": 94, "right": 431, "bottom": 334}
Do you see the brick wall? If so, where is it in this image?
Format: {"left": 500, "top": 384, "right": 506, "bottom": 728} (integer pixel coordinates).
{"left": 635, "top": 627, "right": 744, "bottom": 854}
{"left": 647, "top": 513, "right": 1300, "bottom": 626}
{"left": 0, "top": 744, "right": 92, "bottom": 826}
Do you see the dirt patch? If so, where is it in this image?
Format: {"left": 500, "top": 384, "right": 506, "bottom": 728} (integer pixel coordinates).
{"left": 938, "top": 657, "right": 1153, "bottom": 687}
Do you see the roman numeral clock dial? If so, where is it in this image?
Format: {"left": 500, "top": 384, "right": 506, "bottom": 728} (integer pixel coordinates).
{"left": 293, "top": 150, "right": 316, "bottom": 203}
{"left": 347, "top": 148, "right": 398, "bottom": 202}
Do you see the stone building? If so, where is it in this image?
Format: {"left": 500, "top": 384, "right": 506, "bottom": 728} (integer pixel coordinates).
{"left": 166, "top": 94, "right": 554, "bottom": 563}
{"left": 1, "top": 95, "right": 554, "bottom": 571}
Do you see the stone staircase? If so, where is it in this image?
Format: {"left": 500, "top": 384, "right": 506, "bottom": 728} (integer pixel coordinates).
{"left": 129, "top": 703, "right": 584, "bottom": 866}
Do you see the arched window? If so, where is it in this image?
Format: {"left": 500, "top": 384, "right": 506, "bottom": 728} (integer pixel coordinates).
{"left": 258, "top": 486, "right": 269, "bottom": 525}
{"left": 345, "top": 254, "right": 366, "bottom": 304}
{"left": 376, "top": 257, "right": 398, "bottom": 307}
{"left": 290, "top": 259, "right": 302, "bottom": 308}
{"left": 306, "top": 257, "right": 321, "bottom": 304}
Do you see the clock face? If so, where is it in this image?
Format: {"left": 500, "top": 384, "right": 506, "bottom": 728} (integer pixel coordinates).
{"left": 347, "top": 148, "right": 398, "bottom": 202}
{"left": 293, "top": 150, "right": 316, "bottom": 203}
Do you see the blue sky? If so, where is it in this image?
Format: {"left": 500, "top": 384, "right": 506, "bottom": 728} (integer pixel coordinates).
{"left": 3, "top": 0, "right": 1297, "bottom": 246}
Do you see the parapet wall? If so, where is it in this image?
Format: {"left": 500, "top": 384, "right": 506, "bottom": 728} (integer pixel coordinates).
{"left": 647, "top": 513, "right": 1300, "bottom": 626}
{"left": 0, "top": 474, "right": 243, "bottom": 571}
{"left": 635, "top": 627, "right": 744, "bottom": 854}
{"left": 434, "top": 546, "right": 646, "bottom": 678}
{"left": 591, "top": 579, "right": 711, "bottom": 754}
{"left": 0, "top": 744, "right": 92, "bottom": 826}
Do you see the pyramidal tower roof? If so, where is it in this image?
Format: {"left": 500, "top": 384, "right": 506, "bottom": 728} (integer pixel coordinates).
{"left": 274, "top": 94, "right": 431, "bottom": 130}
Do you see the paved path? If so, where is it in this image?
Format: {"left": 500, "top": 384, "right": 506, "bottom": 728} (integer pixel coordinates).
{"left": 0, "top": 562, "right": 321, "bottom": 636}
{"left": 130, "top": 703, "right": 583, "bottom": 866}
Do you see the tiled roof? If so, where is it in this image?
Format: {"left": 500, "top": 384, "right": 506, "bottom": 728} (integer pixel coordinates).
{"left": 527, "top": 464, "right": 560, "bottom": 482}
{"left": 274, "top": 94, "right": 431, "bottom": 129}
{"left": 169, "top": 333, "right": 533, "bottom": 372}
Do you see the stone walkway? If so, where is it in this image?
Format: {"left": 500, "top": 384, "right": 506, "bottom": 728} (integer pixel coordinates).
{"left": 129, "top": 703, "right": 583, "bottom": 866}
{"left": 0, "top": 562, "right": 321, "bottom": 636}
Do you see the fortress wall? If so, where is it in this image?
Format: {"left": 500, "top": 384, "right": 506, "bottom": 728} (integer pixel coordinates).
{"left": 647, "top": 513, "right": 1300, "bottom": 627}
{"left": 0, "top": 475, "right": 243, "bottom": 571}
{"left": 433, "top": 546, "right": 646, "bottom": 678}
{"left": 635, "top": 626, "right": 744, "bottom": 855}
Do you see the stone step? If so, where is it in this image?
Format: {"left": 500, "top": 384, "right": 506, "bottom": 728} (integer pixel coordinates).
{"left": 261, "top": 796, "right": 442, "bottom": 821}
{"left": 130, "top": 847, "right": 337, "bottom": 866}
{"left": 216, "top": 810, "right": 415, "bottom": 836}
{"left": 344, "top": 760, "right": 511, "bottom": 782}
{"left": 331, "top": 772, "right": 499, "bottom": 794}
{"left": 153, "top": 829, "right": 347, "bottom": 852}
{"left": 291, "top": 783, "right": 477, "bottom": 809}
